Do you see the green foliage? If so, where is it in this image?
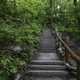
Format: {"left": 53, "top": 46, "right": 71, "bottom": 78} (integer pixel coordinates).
{"left": 0, "top": 54, "right": 26, "bottom": 80}
{"left": 52, "top": 0, "right": 80, "bottom": 41}
{"left": 0, "top": 22, "right": 42, "bottom": 79}
{"left": 0, "top": 0, "right": 45, "bottom": 80}
{"left": 0, "top": 0, "right": 80, "bottom": 79}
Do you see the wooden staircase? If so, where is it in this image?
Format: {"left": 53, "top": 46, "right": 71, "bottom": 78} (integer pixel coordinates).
{"left": 22, "top": 28, "right": 76, "bottom": 80}
{"left": 26, "top": 59, "right": 75, "bottom": 80}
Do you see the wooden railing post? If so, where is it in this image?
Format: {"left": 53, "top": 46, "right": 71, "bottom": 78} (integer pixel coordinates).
{"left": 77, "top": 61, "right": 80, "bottom": 80}
{"left": 64, "top": 36, "right": 70, "bottom": 63}
{"left": 64, "top": 48, "right": 69, "bottom": 63}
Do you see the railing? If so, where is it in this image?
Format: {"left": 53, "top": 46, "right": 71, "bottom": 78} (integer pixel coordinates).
{"left": 55, "top": 28, "right": 80, "bottom": 80}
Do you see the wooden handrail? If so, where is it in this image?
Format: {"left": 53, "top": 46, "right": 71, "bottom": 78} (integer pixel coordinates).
{"left": 55, "top": 28, "right": 80, "bottom": 62}
{"left": 51, "top": 27, "right": 80, "bottom": 80}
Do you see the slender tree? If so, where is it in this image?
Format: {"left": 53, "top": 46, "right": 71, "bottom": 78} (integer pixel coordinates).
{"left": 74, "top": 0, "right": 77, "bottom": 6}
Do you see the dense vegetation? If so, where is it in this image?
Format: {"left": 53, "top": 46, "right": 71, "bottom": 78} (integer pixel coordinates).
{"left": 0, "top": 0, "right": 80, "bottom": 80}
{"left": 52, "top": 0, "right": 80, "bottom": 43}
{"left": 0, "top": 0, "right": 48, "bottom": 80}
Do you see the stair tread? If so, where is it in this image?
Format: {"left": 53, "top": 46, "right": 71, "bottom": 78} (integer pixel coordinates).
{"left": 28, "top": 70, "right": 68, "bottom": 74}
{"left": 31, "top": 60, "right": 64, "bottom": 62}
{"left": 27, "top": 70, "right": 69, "bottom": 77}
{"left": 28, "top": 70, "right": 68, "bottom": 73}
{"left": 29, "top": 65, "right": 65, "bottom": 67}
{"left": 35, "top": 53, "right": 59, "bottom": 60}
{"left": 30, "top": 77, "right": 76, "bottom": 80}
{"left": 31, "top": 60, "right": 64, "bottom": 65}
{"left": 28, "top": 64, "right": 66, "bottom": 70}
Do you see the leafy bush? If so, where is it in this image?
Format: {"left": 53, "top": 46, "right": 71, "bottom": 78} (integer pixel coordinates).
{"left": 0, "top": 0, "right": 46, "bottom": 79}
{"left": 0, "top": 22, "right": 42, "bottom": 80}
